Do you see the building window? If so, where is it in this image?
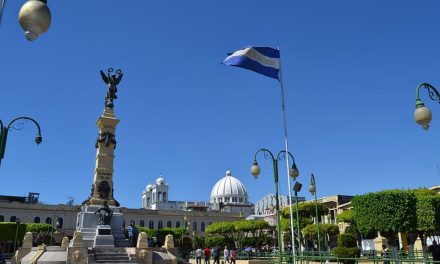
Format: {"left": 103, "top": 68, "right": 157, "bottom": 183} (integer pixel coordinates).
{"left": 0, "top": 215, "right": 4, "bottom": 222}
{"left": 149, "top": 220, "right": 154, "bottom": 229}
{"left": 201, "top": 222, "right": 205, "bottom": 232}
{"left": 10, "top": 216, "right": 17, "bottom": 222}
{"left": 46, "top": 217, "right": 52, "bottom": 224}
{"left": 239, "top": 197, "right": 243, "bottom": 202}
{"left": 140, "top": 220, "right": 145, "bottom": 227}
{"left": 167, "top": 221, "right": 172, "bottom": 228}
{"left": 193, "top": 222, "right": 197, "bottom": 231}
{"left": 158, "top": 221, "right": 163, "bottom": 229}
{"left": 176, "top": 221, "right": 180, "bottom": 228}
{"left": 56, "top": 218, "right": 63, "bottom": 229}
{"left": 163, "top": 192, "right": 167, "bottom": 202}
{"left": 208, "top": 222, "right": 212, "bottom": 226}
{"left": 34, "top": 217, "right": 40, "bottom": 223}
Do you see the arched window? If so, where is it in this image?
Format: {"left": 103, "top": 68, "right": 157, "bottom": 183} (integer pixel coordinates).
{"left": 193, "top": 222, "right": 197, "bottom": 231}
{"left": 149, "top": 220, "right": 154, "bottom": 229}
{"left": 56, "top": 218, "right": 63, "bottom": 229}
{"left": 167, "top": 221, "right": 172, "bottom": 228}
{"left": 158, "top": 221, "right": 163, "bottom": 229}
{"left": 176, "top": 221, "right": 180, "bottom": 228}
{"left": 34, "top": 217, "right": 40, "bottom": 223}
{"left": 163, "top": 192, "right": 167, "bottom": 202}
{"left": 46, "top": 217, "right": 52, "bottom": 224}
{"left": 147, "top": 198, "right": 151, "bottom": 206}
{"left": 140, "top": 220, "right": 145, "bottom": 227}
{"left": 0, "top": 215, "right": 4, "bottom": 222}
{"left": 201, "top": 222, "right": 205, "bottom": 232}
{"left": 10, "top": 216, "right": 17, "bottom": 222}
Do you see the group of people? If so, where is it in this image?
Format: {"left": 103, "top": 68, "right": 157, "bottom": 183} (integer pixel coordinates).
{"left": 195, "top": 246, "right": 238, "bottom": 264}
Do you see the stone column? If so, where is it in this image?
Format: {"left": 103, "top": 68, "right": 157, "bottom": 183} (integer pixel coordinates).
{"left": 13, "top": 232, "right": 33, "bottom": 264}
{"left": 88, "top": 106, "right": 120, "bottom": 207}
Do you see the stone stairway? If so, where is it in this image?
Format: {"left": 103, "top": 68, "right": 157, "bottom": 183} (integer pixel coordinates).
{"left": 92, "top": 248, "right": 136, "bottom": 263}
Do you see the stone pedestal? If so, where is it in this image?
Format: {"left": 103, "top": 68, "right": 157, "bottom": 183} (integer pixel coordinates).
{"left": 75, "top": 205, "right": 125, "bottom": 247}
{"left": 374, "top": 235, "right": 388, "bottom": 251}
{"left": 94, "top": 225, "right": 114, "bottom": 248}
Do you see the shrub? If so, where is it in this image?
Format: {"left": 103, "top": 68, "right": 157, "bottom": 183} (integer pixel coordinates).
{"left": 337, "top": 233, "right": 357, "bottom": 248}
{"left": 331, "top": 247, "right": 361, "bottom": 264}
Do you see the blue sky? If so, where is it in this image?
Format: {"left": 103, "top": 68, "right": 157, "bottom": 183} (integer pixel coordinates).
{"left": 1, "top": 1, "right": 440, "bottom": 209}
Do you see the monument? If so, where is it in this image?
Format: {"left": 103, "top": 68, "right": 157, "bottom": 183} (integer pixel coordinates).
{"left": 75, "top": 68, "right": 127, "bottom": 248}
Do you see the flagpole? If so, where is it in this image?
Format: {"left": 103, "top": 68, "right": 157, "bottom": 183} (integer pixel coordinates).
{"left": 278, "top": 53, "right": 297, "bottom": 263}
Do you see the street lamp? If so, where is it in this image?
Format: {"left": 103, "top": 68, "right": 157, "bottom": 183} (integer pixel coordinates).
{"left": 309, "top": 174, "right": 321, "bottom": 254}
{"left": 414, "top": 83, "right": 440, "bottom": 130}
{"left": 293, "top": 181, "right": 302, "bottom": 256}
{"left": 251, "top": 148, "right": 299, "bottom": 263}
{"left": 14, "top": 218, "right": 21, "bottom": 252}
{"left": 0, "top": 116, "right": 42, "bottom": 166}
{"left": 50, "top": 215, "right": 61, "bottom": 246}
{"left": 0, "top": 0, "right": 51, "bottom": 41}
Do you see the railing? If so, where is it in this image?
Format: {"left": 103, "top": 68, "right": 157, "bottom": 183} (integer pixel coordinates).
{"left": 190, "top": 250, "right": 439, "bottom": 264}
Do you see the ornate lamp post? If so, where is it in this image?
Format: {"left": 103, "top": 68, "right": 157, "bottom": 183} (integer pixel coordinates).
{"left": 414, "top": 83, "right": 440, "bottom": 130}
{"left": 0, "top": 117, "right": 42, "bottom": 166}
{"left": 251, "top": 148, "right": 299, "bottom": 263}
{"left": 309, "top": 174, "right": 321, "bottom": 254}
{"left": 50, "top": 215, "right": 61, "bottom": 246}
{"left": 293, "top": 181, "right": 302, "bottom": 256}
{"left": 14, "top": 218, "right": 21, "bottom": 252}
{"left": 0, "top": 0, "right": 51, "bottom": 41}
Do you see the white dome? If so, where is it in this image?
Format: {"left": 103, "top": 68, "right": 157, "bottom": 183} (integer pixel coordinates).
{"left": 156, "top": 175, "right": 165, "bottom": 185}
{"left": 146, "top": 183, "right": 153, "bottom": 192}
{"left": 210, "top": 170, "right": 248, "bottom": 204}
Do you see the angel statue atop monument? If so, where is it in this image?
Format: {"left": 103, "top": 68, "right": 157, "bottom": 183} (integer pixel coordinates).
{"left": 100, "top": 68, "right": 123, "bottom": 108}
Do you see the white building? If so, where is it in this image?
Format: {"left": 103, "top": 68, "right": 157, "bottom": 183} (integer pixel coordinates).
{"left": 141, "top": 170, "right": 254, "bottom": 216}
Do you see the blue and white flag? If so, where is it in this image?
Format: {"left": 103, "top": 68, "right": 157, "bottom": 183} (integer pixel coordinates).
{"left": 222, "top": 47, "right": 281, "bottom": 80}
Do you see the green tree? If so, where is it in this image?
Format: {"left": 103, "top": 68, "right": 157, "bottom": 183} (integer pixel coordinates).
{"left": 234, "top": 220, "right": 270, "bottom": 250}
{"left": 302, "top": 223, "right": 339, "bottom": 250}
{"left": 352, "top": 190, "right": 418, "bottom": 262}
{"left": 281, "top": 201, "right": 328, "bottom": 248}
{"left": 205, "top": 221, "right": 236, "bottom": 246}
{"left": 410, "top": 189, "right": 440, "bottom": 259}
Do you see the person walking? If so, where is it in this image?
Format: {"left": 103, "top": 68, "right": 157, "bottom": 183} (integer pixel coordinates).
{"left": 230, "top": 248, "right": 237, "bottom": 264}
{"left": 213, "top": 247, "right": 220, "bottom": 264}
{"left": 195, "top": 247, "right": 203, "bottom": 264}
{"left": 429, "top": 240, "right": 440, "bottom": 263}
{"left": 204, "top": 246, "right": 211, "bottom": 264}
{"left": 127, "top": 221, "right": 138, "bottom": 247}
{"left": 224, "top": 246, "right": 230, "bottom": 264}
{"left": 382, "top": 245, "right": 390, "bottom": 264}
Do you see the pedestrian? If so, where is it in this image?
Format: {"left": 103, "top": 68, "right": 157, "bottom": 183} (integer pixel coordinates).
{"left": 213, "top": 247, "right": 220, "bottom": 264}
{"left": 204, "top": 246, "right": 211, "bottom": 264}
{"left": 224, "top": 246, "right": 230, "bottom": 264}
{"left": 429, "top": 240, "right": 440, "bottom": 263}
{"left": 195, "top": 247, "right": 203, "bottom": 264}
{"left": 382, "top": 245, "right": 390, "bottom": 264}
{"left": 127, "top": 221, "right": 138, "bottom": 247}
{"left": 230, "top": 248, "right": 237, "bottom": 264}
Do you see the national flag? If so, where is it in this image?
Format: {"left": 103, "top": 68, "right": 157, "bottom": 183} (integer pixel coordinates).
{"left": 222, "top": 47, "right": 281, "bottom": 80}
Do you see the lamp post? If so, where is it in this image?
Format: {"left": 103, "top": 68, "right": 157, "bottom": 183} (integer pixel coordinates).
{"left": 50, "top": 215, "right": 61, "bottom": 246}
{"left": 0, "top": 0, "right": 51, "bottom": 41}
{"left": 293, "top": 181, "right": 302, "bottom": 256}
{"left": 14, "top": 218, "right": 21, "bottom": 252}
{"left": 414, "top": 83, "right": 440, "bottom": 130}
{"left": 251, "top": 148, "right": 299, "bottom": 263}
{"left": 309, "top": 174, "right": 321, "bottom": 254}
{"left": 0, "top": 117, "right": 42, "bottom": 166}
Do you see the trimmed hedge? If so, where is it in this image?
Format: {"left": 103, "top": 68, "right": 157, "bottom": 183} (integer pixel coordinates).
{"left": 337, "top": 233, "right": 357, "bottom": 248}
{"left": 0, "top": 222, "right": 53, "bottom": 242}
{"left": 331, "top": 247, "right": 361, "bottom": 264}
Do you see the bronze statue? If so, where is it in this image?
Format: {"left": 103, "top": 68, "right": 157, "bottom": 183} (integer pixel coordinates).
{"left": 95, "top": 200, "right": 113, "bottom": 225}
{"left": 100, "top": 68, "right": 123, "bottom": 108}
